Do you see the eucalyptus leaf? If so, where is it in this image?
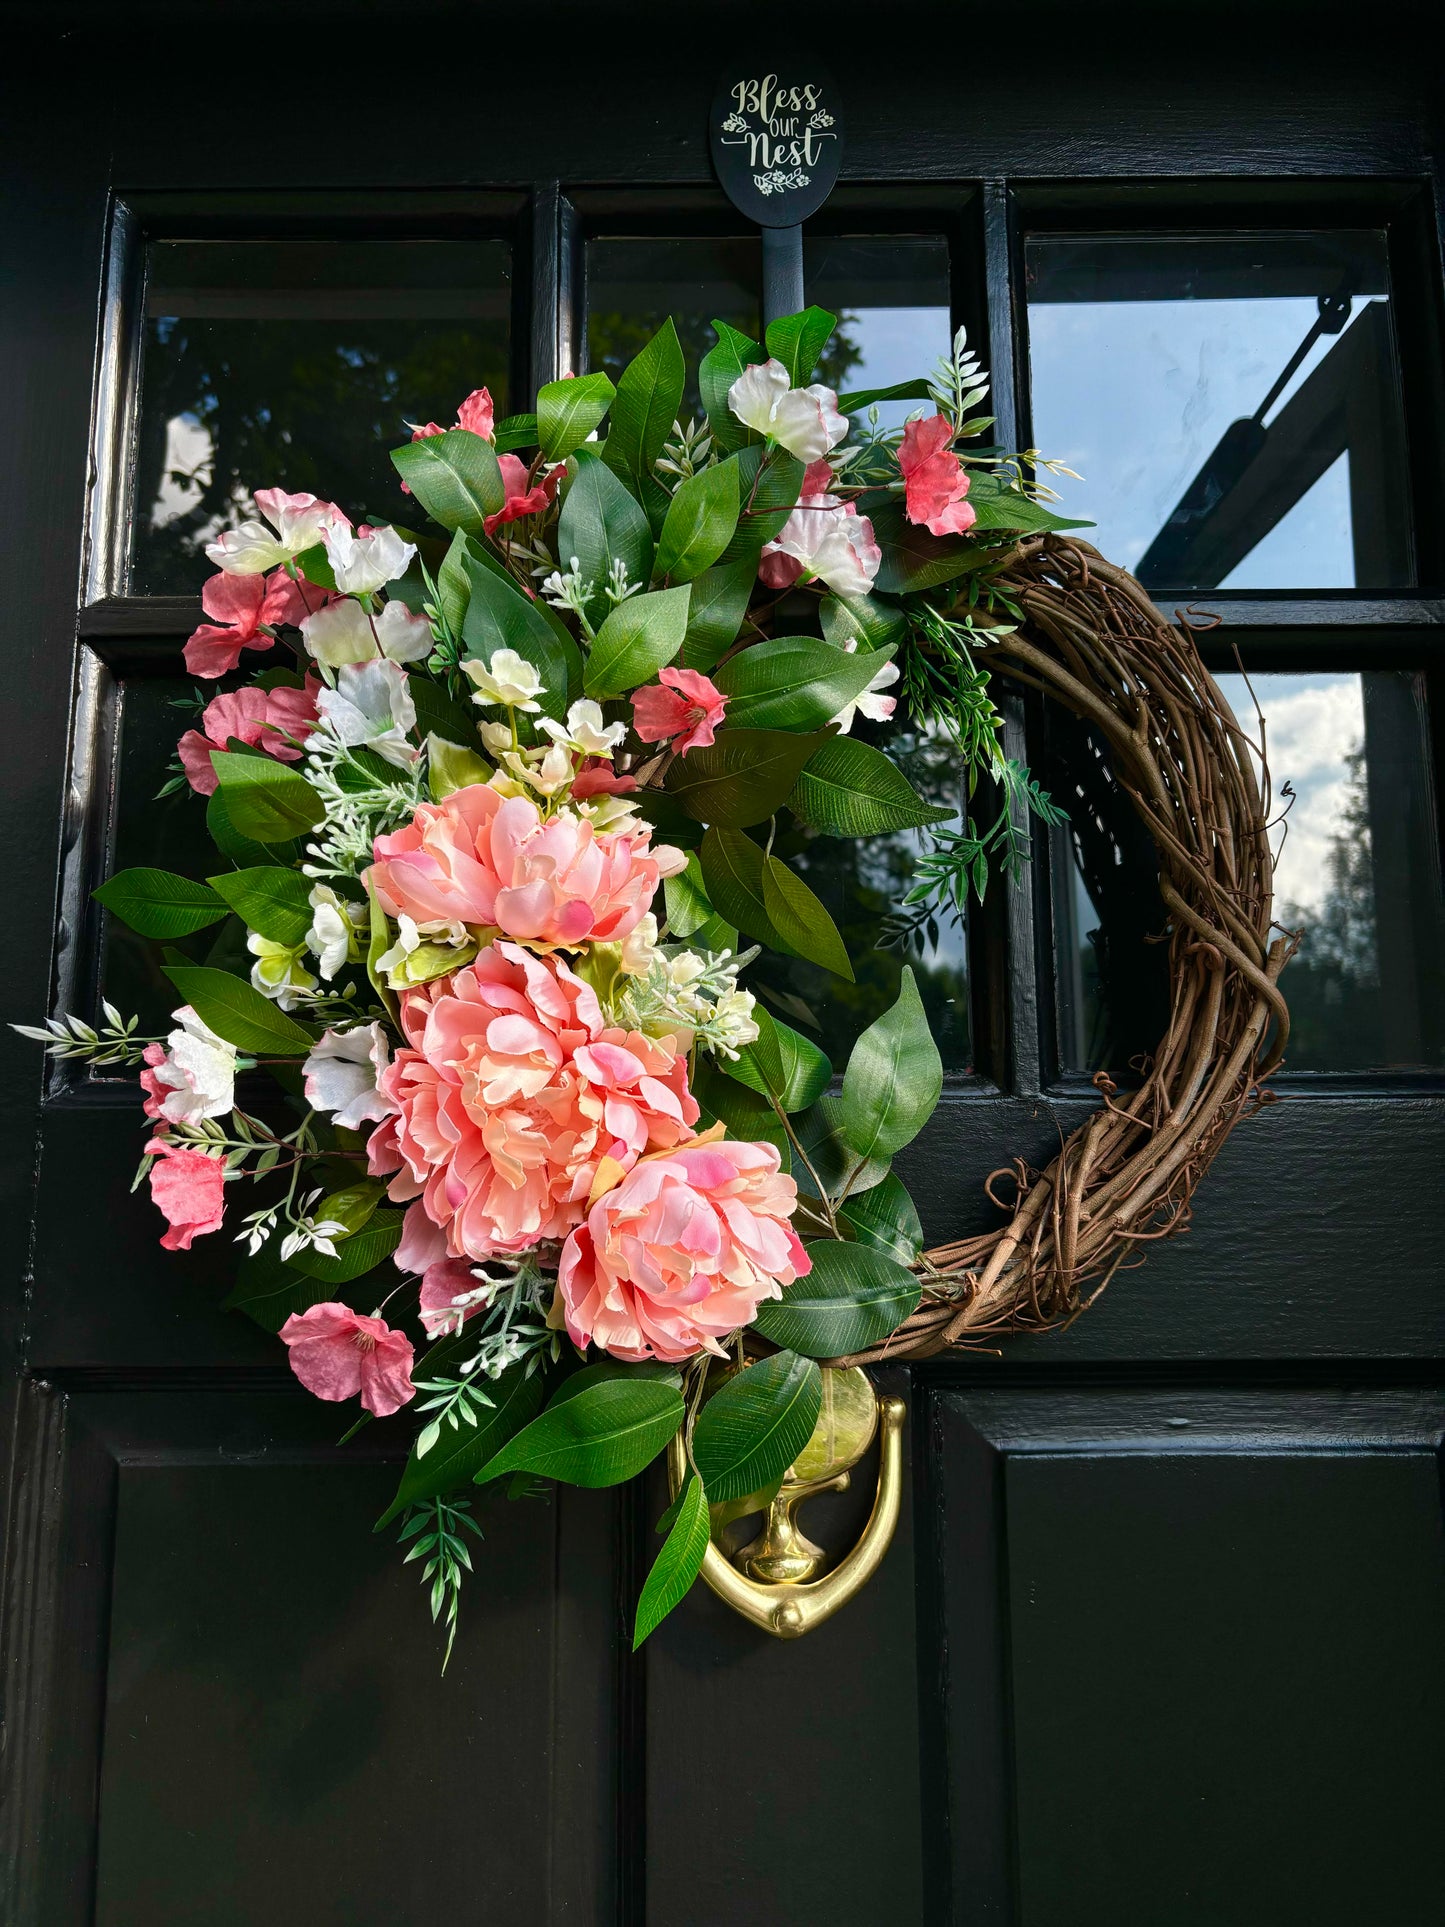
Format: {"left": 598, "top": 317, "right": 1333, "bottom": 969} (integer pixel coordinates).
{"left": 751, "top": 1241, "right": 921, "bottom": 1359}
{"left": 691, "top": 1352, "right": 821, "bottom": 1503}
{"left": 93, "top": 867, "right": 228, "bottom": 940}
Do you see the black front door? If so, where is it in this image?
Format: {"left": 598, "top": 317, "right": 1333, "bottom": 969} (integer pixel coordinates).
{"left": 4, "top": 9, "right": 1444, "bottom": 1924}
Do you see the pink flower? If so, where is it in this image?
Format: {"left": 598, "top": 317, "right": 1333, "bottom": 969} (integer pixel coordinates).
{"left": 418, "top": 1258, "right": 491, "bottom": 1338}
{"left": 631, "top": 668, "right": 728, "bottom": 756}
{"left": 177, "top": 678, "right": 321, "bottom": 796}
{"left": 484, "top": 454, "right": 560, "bottom": 538}
{"left": 898, "top": 415, "right": 976, "bottom": 537}
{"left": 184, "top": 568, "right": 320, "bottom": 678}
{"left": 572, "top": 758, "right": 639, "bottom": 799}
{"left": 410, "top": 387, "right": 496, "bottom": 446}
{"left": 279, "top": 1302, "right": 416, "bottom": 1417}
{"left": 368, "top": 784, "right": 684, "bottom": 950}
{"left": 758, "top": 474, "right": 881, "bottom": 598}
{"left": 146, "top": 1142, "right": 227, "bottom": 1251}
{"left": 379, "top": 941, "right": 700, "bottom": 1263}
{"left": 558, "top": 1138, "right": 811, "bottom": 1362}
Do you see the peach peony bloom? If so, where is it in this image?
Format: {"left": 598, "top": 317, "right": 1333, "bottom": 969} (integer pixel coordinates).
{"left": 146, "top": 1142, "right": 227, "bottom": 1251}
{"left": 898, "top": 415, "right": 976, "bottom": 537}
{"left": 177, "top": 679, "right": 320, "bottom": 795}
{"left": 368, "top": 784, "right": 684, "bottom": 950}
{"left": 558, "top": 1138, "right": 811, "bottom": 1362}
{"left": 378, "top": 941, "right": 699, "bottom": 1263}
{"left": 279, "top": 1302, "right": 415, "bottom": 1417}
{"left": 631, "top": 668, "right": 728, "bottom": 756}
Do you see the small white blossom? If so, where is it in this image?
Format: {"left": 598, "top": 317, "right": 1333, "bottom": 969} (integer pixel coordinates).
{"left": 247, "top": 933, "right": 317, "bottom": 1009}
{"left": 205, "top": 489, "right": 347, "bottom": 575}
{"left": 305, "top": 884, "right": 365, "bottom": 981}
{"left": 727, "top": 358, "right": 847, "bottom": 462}
{"left": 321, "top": 522, "right": 416, "bottom": 596}
{"left": 478, "top": 719, "right": 515, "bottom": 755}
{"left": 302, "top": 1022, "right": 396, "bottom": 1132}
{"left": 538, "top": 698, "right": 626, "bottom": 758}
{"left": 314, "top": 658, "right": 419, "bottom": 769}
{"left": 503, "top": 742, "right": 574, "bottom": 798}
{"left": 373, "top": 914, "right": 472, "bottom": 979}
{"left": 829, "top": 637, "right": 900, "bottom": 733}
{"left": 300, "top": 595, "right": 431, "bottom": 668}
{"left": 463, "top": 648, "right": 545, "bottom": 711}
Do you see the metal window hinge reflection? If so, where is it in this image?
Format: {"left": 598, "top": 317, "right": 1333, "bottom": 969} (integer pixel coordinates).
{"left": 667, "top": 1367, "right": 906, "bottom": 1639}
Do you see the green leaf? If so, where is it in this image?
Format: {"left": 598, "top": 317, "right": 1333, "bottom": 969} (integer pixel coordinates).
{"left": 698, "top": 827, "right": 785, "bottom": 953}
{"left": 93, "top": 867, "right": 228, "bottom": 939}
{"left": 537, "top": 371, "right": 616, "bottom": 462}
{"left": 288, "top": 1209, "right": 405, "bottom": 1282}
{"left": 313, "top": 1181, "right": 384, "bottom": 1237}
{"left": 550, "top": 1360, "right": 682, "bottom": 1404}
{"left": 437, "top": 529, "right": 473, "bottom": 637}
{"left": 408, "top": 670, "right": 485, "bottom": 750}
{"left": 838, "top": 966, "right": 943, "bottom": 1162}
{"left": 867, "top": 498, "right": 978, "bottom": 594}
{"left": 665, "top": 726, "right": 823, "bottom": 828}
{"left": 819, "top": 591, "right": 908, "bottom": 652}
{"left": 838, "top": 1171, "right": 925, "bottom": 1265}
{"left": 764, "top": 305, "right": 836, "bottom": 386}
{"left": 762, "top": 855, "right": 854, "bottom": 981}
{"left": 161, "top": 965, "right": 314, "bottom": 1054}
{"left": 793, "top": 1094, "right": 892, "bottom": 1202}
{"left": 206, "top": 787, "right": 280, "bottom": 866}
{"left": 292, "top": 541, "right": 337, "bottom": 592}
{"left": 223, "top": 1242, "right": 337, "bottom": 1333}
{"left": 699, "top": 319, "right": 764, "bottom": 453}
{"left": 427, "top": 734, "right": 492, "bottom": 799}
{"left": 633, "top": 1473, "right": 710, "bottom": 1648}
{"left": 679, "top": 554, "right": 758, "bottom": 672}
{"left": 390, "top": 429, "right": 506, "bottom": 535}
{"left": 692, "top": 1055, "right": 788, "bottom": 1159}
{"left": 724, "top": 1008, "right": 830, "bottom": 1112}
{"left": 603, "top": 318, "right": 685, "bottom": 516}
{"left": 376, "top": 1361, "right": 547, "bottom": 1529}
{"left": 965, "top": 472, "right": 1093, "bottom": 533}
{"left": 691, "top": 1352, "right": 821, "bottom": 1503}
{"left": 474, "top": 1377, "right": 684, "bottom": 1489}
{"left": 558, "top": 447, "right": 654, "bottom": 623}
{"left": 790, "top": 738, "right": 953, "bottom": 837}
{"left": 365, "top": 875, "right": 399, "bottom": 1027}
{"left": 493, "top": 412, "right": 538, "bottom": 453}
{"left": 718, "top": 446, "right": 804, "bottom": 564}
{"left": 206, "top": 866, "right": 312, "bottom": 945}
{"left": 461, "top": 556, "right": 582, "bottom": 723}
{"left": 662, "top": 853, "right": 737, "bottom": 949}
{"left": 836, "top": 377, "right": 932, "bottom": 412}
{"left": 209, "top": 751, "right": 325, "bottom": 843}
{"left": 751, "top": 1241, "right": 921, "bottom": 1358}
{"left": 653, "top": 459, "right": 740, "bottom": 583}
{"left": 584, "top": 584, "right": 691, "bottom": 701}
{"left": 714, "top": 636, "right": 895, "bottom": 732}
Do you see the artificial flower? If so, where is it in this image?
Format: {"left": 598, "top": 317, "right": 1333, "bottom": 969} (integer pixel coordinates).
{"left": 176, "top": 679, "right": 320, "bottom": 795}
{"left": 139, "top": 1006, "right": 237, "bottom": 1125}
{"left": 314, "top": 658, "right": 419, "bottom": 769}
{"left": 302, "top": 1021, "right": 397, "bottom": 1131}
{"left": 502, "top": 742, "right": 575, "bottom": 799}
{"left": 369, "top": 784, "right": 684, "bottom": 949}
{"left": 897, "top": 414, "right": 976, "bottom": 537}
{"left": 571, "top": 759, "right": 638, "bottom": 799}
{"left": 247, "top": 933, "right": 317, "bottom": 1009}
{"left": 408, "top": 387, "right": 496, "bottom": 445}
{"left": 305, "top": 884, "right": 365, "bottom": 981}
{"left": 418, "top": 1258, "right": 494, "bottom": 1338}
{"left": 828, "top": 637, "right": 899, "bottom": 733}
{"left": 373, "top": 914, "right": 478, "bottom": 989}
{"left": 727, "top": 359, "right": 848, "bottom": 463}
{"left": 484, "top": 454, "right": 561, "bottom": 537}
{"left": 631, "top": 667, "right": 728, "bottom": 755}
{"left": 538, "top": 698, "right": 627, "bottom": 759}
{"left": 463, "top": 648, "right": 545, "bottom": 712}
{"left": 205, "top": 488, "right": 349, "bottom": 576}
{"left": 558, "top": 1138, "right": 811, "bottom": 1362}
{"left": 321, "top": 522, "right": 417, "bottom": 596}
{"left": 183, "top": 568, "right": 318, "bottom": 678}
{"left": 758, "top": 488, "right": 881, "bottom": 598}
{"left": 478, "top": 720, "right": 516, "bottom": 756}
{"left": 147, "top": 1142, "right": 227, "bottom": 1251}
{"left": 279, "top": 1302, "right": 415, "bottom": 1417}
{"left": 378, "top": 942, "right": 699, "bottom": 1262}
{"left": 300, "top": 595, "right": 432, "bottom": 668}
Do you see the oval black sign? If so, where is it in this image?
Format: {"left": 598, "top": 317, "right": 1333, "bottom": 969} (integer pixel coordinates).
{"left": 709, "top": 68, "right": 843, "bottom": 228}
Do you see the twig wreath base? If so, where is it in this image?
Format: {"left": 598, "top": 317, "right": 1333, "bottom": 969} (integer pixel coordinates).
{"left": 846, "top": 534, "right": 1295, "bottom": 1365}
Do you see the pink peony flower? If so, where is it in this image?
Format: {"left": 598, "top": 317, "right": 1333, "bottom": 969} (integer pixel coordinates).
{"left": 146, "top": 1141, "right": 227, "bottom": 1251}
{"left": 379, "top": 940, "right": 699, "bottom": 1263}
{"left": 631, "top": 668, "right": 728, "bottom": 756}
{"left": 279, "top": 1302, "right": 416, "bottom": 1417}
{"left": 184, "top": 568, "right": 320, "bottom": 678}
{"left": 898, "top": 415, "right": 976, "bottom": 537}
{"left": 368, "top": 784, "right": 684, "bottom": 950}
{"left": 484, "top": 454, "right": 560, "bottom": 538}
{"left": 177, "top": 678, "right": 321, "bottom": 796}
{"left": 558, "top": 1138, "right": 811, "bottom": 1362}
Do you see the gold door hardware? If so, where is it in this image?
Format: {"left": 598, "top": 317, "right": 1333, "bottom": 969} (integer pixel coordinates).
{"left": 667, "top": 1367, "right": 905, "bottom": 1638}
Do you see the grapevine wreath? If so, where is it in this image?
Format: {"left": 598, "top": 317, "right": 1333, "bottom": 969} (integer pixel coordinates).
{"left": 21, "top": 309, "right": 1289, "bottom": 1656}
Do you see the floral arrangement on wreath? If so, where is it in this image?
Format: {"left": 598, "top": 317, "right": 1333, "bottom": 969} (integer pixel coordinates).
{"left": 20, "top": 306, "right": 1085, "bottom": 1661}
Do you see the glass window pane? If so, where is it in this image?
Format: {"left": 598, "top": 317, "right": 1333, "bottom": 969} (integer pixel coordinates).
{"left": 133, "top": 239, "right": 512, "bottom": 595}
{"left": 1051, "top": 671, "right": 1445, "bottom": 1074}
{"left": 749, "top": 721, "right": 971, "bottom": 1074}
{"left": 1025, "top": 231, "right": 1412, "bottom": 590}
{"left": 586, "top": 237, "right": 761, "bottom": 420}
{"left": 804, "top": 235, "right": 952, "bottom": 427}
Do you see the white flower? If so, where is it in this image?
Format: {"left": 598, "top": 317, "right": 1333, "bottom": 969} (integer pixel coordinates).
{"left": 373, "top": 913, "right": 473, "bottom": 982}
{"left": 710, "top": 985, "right": 760, "bottom": 1054}
{"left": 762, "top": 496, "right": 881, "bottom": 599}
{"left": 247, "top": 933, "right": 317, "bottom": 1010}
{"left": 321, "top": 522, "right": 416, "bottom": 595}
{"left": 305, "top": 884, "right": 364, "bottom": 981}
{"left": 666, "top": 950, "right": 707, "bottom": 990}
{"left": 373, "top": 598, "right": 433, "bottom": 662}
{"left": 205, "top": 489, "right": 348, "bottom": 575}
{"left": 538, "top": 698, "right": 626, "bottom": 758}
{"left": 302, "top": 1022, "right": 397, "bottom": 1132}
{"left": 314, "top": 659, "right": 419, "bottom": 769}
{"left": 727, "top": 358, "right": 847, "bottom": 462}
{"left": 145, "top": 1006, "right": 237, "bottom": 1124}
{"left": 829, "top": 637, "right": 900, "bottom": 733}
{"left": 620, "top": 912, "right": 660, "bottom": 978}
{"left": 503, "top": 742, "right": 574, "bottom": 798}
{"left": 300, "top": 594, "right": 432, "bottom": 668}
{"left": 464, "top": 648, "right": 545, "bottom": 711}
{"left": 478, "top": 720, "right": 515, "bottom": 756}
{"left": 576, "top": 791, "right": 640, "bottom": 832}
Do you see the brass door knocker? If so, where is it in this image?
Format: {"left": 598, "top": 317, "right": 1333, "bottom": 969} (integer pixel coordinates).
{"left": 667, "top": 1367, "right": 905, "bottom": 1638}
